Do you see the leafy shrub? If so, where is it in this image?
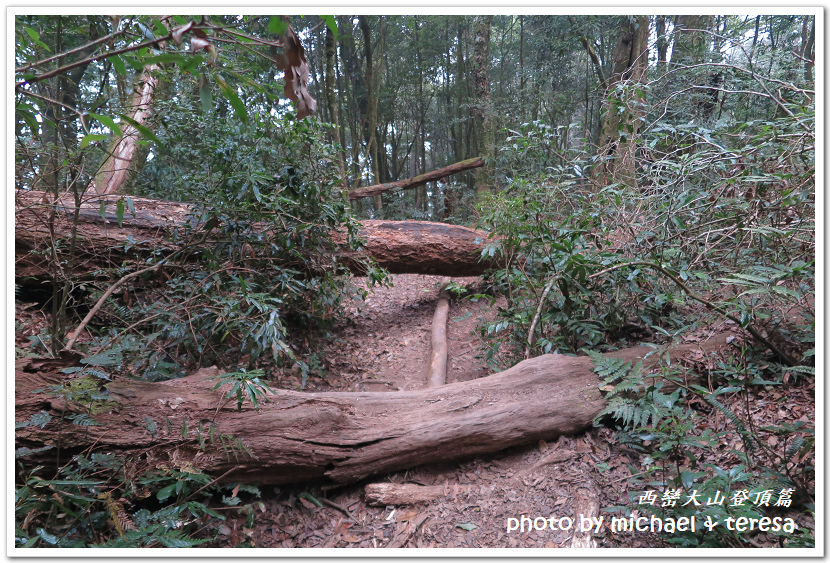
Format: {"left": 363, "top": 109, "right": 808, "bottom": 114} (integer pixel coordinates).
{"left": 88, "top": 110, "right": 379, "bottom": 378}
{"left": 14, "top": 450, "right": 262, "bottom": 548}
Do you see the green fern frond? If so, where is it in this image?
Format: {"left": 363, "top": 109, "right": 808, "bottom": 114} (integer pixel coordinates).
{"left": 702, "top": 394, "right": 758, "bottom": 456}
{"left": 783, "top": 436, "right": 805, "bottom": 463}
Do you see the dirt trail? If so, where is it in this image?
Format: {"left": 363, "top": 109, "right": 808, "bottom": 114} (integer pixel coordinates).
{"left": 314, "top": 274, "right": 492, "bottom": 393}
{"left": 241, "top": 275, "right": 661, "bottom": 548}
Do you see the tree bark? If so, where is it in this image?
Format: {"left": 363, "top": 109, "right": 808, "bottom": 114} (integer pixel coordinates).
{"left": 324, "top": 25, "right": 347, "bottom": 186}
{"left": 593, "top": 16, "right": 649, "bottom": 189}
{"left": 365, "top": 483, "right": 461, "bottom": 506}
{"left": 15, "top": 190, "right": 499, "bottom": 282}
{"left": 655, "top": 15, "right": 668, "bottom": 75}
{"left": 90, "top": 64, "right": 160, "bottom": 195}
{"left": 358, "top": 15, "right": 381, "bottom": 210}
{"left": 672, "top": 15, "right": 718, "bottom": 120}
{"left": 801, "top": 16, "right": 815, "bottom": 83}
{"left": 427, "top": 279, "right": 451, "bottom": 387}
{"left": 91, "top": 16, "right": 172, "bottom": 195}
{"left": 472, "top": 15, "right": 494, "bottom": 195}
{"left": 15, "top": 337, "right": 728, "bottom": 486}
{"left": 347, "top": 157, "right": 484, "bottom": 200}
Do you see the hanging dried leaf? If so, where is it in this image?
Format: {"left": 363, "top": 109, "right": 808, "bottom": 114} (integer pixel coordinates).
{"left": 190, "top": 36, "right": 211, "bottom": 53}
{"left": 189, "top": 29, "right": 218, "bottom": 64}
{"left": 172, "top": 21, "right": 193, "bottom": 45}
{"left": 276, "top": 21, "right": 317, "bottom": 119}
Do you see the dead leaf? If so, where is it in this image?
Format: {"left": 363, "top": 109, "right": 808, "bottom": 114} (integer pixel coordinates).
{"left": 276, "top": 22, "right": 317, "bottom": 119}
{"left": 191, "top": 36, "right": 211, "bottom": 53}
{"left": 172, "top": 21, "right": 193, "bottom": 44}
{"left": 397, "top": 509, "right": 419, "bottom": 522}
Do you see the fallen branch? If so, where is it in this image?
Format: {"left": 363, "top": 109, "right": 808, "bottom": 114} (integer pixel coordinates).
{"left": 347, "top": 157, "right": 484, "bottom": 200}
{"left": 364, "top": 483, "right": 458, "bottom": 506}
{"left": 427, "top": 278, "right": 451, "bottom": 387}
{"left": 64, "top": 260, "right": 169, "bottom": 351}
{"left": 525, "top": 276, "right": 560, "bottom": 360}
{"left": 569, "top": 485, "right": 600, "bottom": 548}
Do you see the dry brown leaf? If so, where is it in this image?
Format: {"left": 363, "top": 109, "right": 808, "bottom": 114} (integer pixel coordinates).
{"left": 276, "top": 22, "right": 317, "bottom": 119}
{"left": 172, "top": 21, "right": 193, "bottom": 44}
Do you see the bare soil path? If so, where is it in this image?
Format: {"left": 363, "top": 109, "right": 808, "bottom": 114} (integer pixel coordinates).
{"left": 232, "top": 274, "right": 813, "bottom": 549}
{"left": 237, "top": 275, "right": 661, "bottom": 548}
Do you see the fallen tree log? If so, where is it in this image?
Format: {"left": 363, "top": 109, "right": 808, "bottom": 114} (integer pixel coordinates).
{"left": 346, "top": 157, "right": 484, "bottom": 200}
{"left": 14, "top": 336, "right": 730, "bottom": 487}
{"left": 15, "top": 190, "right": 498, "bottom": 282}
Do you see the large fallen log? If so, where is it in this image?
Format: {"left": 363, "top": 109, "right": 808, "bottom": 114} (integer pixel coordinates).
{"left": 14, "top": 336, "right": 730, "bottom": 487}
{"left": 346, "top": 157, "right": 484, "bottom": 200}
{"left": 15, "top": 190, "right": 498, "bottom": 282}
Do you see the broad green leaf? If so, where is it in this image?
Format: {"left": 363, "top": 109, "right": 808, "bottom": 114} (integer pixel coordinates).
{"left": 120, "top": 55, "right": 145, "bottom": 72}
{"left": 269, "top": 16, "right": 288, "bottom": 35}
{"left": 115, "top": 199, "right": 125, "bottom": 227}
{"left": 156, "top": 483, "right": 177, "bottom": 501}
{"left": 80, "top": 133, "right": 109, "bottom": 149}
{"left": 181, "top": 54, "right": 205, "bottom": 72}
{"left": 457, "top": 523, "right": 478, "bottom": 531}
{"left": 16, "top": 106, "right": 40, "bottom": 133}
{"left": 215, "top": 75, "right": 248, "bottom": 125}
{"left": 82, "top": 349, "right": 122, "bottom": 366}
{"left": 110, "top": 54, "right": 127, "bottom": 75}
{"left": 199, "top": 75, "right": 213, "bottom": 114}
{"left": 36, "top": 528, "right": 59, "bottom": 545}
{"left": 159, "top": 536, "right": 198, "bottom": 548}
{"left": 152, "top": 18, "right": 168, "bottom": 38}
{"left": 142, "top": 53, "right": 188, "bottom": 66}
{"left": 124, "top": 195, "right": 136, "bottom": 217}
{"left": 321, "top": 15, "right": 337, "bottom": 39}
{"left": 137, "top": 21, "right": 155, "bottom": 42}
{"left": 118, "top": 114, "right": 162, "bottom": 146}
{"left": 731, "top": 273, "right": 771, "bottom": 283}
{"left": 24, "top": 27, "right": 50, "bottom": 51}
{"left": 90, "top": 113, "right": 122, "bottom": 137}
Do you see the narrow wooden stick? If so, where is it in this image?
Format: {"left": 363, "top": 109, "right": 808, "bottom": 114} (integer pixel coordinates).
{"left": 427, "top": 278, "right": 451, "bottom": 387}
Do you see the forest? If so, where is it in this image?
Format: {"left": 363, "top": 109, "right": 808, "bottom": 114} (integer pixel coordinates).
{"left": 13, "top": 13, "right": 816, "bottom": 550}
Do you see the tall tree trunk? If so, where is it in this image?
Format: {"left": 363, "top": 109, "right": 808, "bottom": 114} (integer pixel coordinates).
{"left": 338, "top": 16, "right": 365, "bottom": 189}
{"left": 37, "top": 16, "right": 102, "bottom": 195}
{"left": 359, "top": 16, "right": 382, "bottom": 210}
{"left": 801, "top": 16, "right": 815, "bottom": 83}
{"left": 455, "top": 22, "right": 466, "bottom": 164}
{"left": 655, "top": 15, "right": 668, "bottom": 75}
{"left": 593, "top": 15, "right": 649, "bottom": 189}
{"left": 33, "top": 16, "right": 103, "bottom": 352}
{"left": 672, "top": 15, "right": 717, "bottom": 120}
{"left": 414, "top": 19, "right": 427, "bottom": 212}
{"left": 672, "top": 15, "right": 713, "bottom": 67}
{"left": 324, "top": 26, "right": 347, "bottom": 187}
{"left": 519, "top": 16, "right": 525, "bottom": 119}
{"left": 472, "top": 15, "right": 493, "bottom": 196}
{"left": 334, "top": 52, "right": 349, "bottom": 187}
{"left": 91, "top": 17, "right": 170, "bottom": 195}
